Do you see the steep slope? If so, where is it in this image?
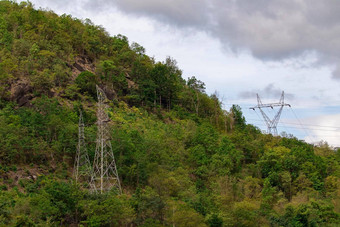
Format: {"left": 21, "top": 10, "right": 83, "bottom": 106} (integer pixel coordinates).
{"left": 0, "top": 1, "right": 339, "bottom": 226}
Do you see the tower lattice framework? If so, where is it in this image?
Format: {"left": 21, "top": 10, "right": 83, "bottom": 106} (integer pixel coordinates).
{"left": 74, "top": 110, "right": 92, "bottom": 183}
{"left": 250, "top": 91, "right": 290, "bottom": 136}
{"left": 90, "top": 85, "right": 122, "bottom": 194}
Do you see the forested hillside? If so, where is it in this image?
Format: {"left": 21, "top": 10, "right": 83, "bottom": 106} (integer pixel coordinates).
{"left": 0, "top": 1, "right": 339, "bottom": 226}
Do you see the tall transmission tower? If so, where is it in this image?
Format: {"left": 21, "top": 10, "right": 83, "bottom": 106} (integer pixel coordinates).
{"left": 90, "top": 85, "right": 122, "bottom": 194}
{"left": 250, "top": 91, "right": 291, "bottom": 136}
{"left": 74, "top": 110, "right": 92, "bottom": 183}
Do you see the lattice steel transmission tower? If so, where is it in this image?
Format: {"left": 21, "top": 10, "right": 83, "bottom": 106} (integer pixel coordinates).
{"left": 250, "top": 91, "right": 290, "bottom": 136}
{"left": 74, "top": 110, "right": 92, "bottom": 183}
{"left": 90, "top": 85, "right": 122, "bottom": 194}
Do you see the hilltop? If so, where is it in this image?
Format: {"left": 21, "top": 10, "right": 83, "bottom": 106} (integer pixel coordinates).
{"left": 0, "top": 1, "right": 339, "bottom": 226}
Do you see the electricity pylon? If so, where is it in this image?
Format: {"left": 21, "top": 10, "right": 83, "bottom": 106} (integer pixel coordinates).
{"left": 250, "top": 91, "right": 290, "bottom": 136}
{"left": 90, "top": 85, "right": 122, "bottom": 194}
{"left": 74, "top": 110, "right": 92, "bottom": 183}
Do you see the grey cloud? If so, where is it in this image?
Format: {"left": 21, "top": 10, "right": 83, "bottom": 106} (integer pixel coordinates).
{"left": 32, "top": 0, "right": 85, "bottom": 15}
{"left": 238, "top": 91, "right": 257, "bottom": 99}
{"left": 106, "top": 0, "right": 340, "bottom": 79}
{"left": 312, "top": 95, "right": 320, "bottom": 100}
{"left": 332, "top": 65, "right": 340, "bottom": 79}
{"left": 239, "top": 84, "right": 295, "bottom": 100}
{"left": 32, "top": 0, "right": 340, "bottom": 79}
{"left": 79, "top": 0, "right": 210, "bottom": 27}
{"left": 111, "top": 0, "right": 210, "bottom": 27}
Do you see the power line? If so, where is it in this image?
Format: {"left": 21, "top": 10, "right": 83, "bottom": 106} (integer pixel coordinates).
{"left": 246, "top": 113, "right": 340, "bottom": 130}
{"left": 251, "top": 123, "right": 340, "bottom": 137}
{"left": 248, "top": 107, "right": 339, "bottom": 145}
{"left": 289, "top": 107, "right": 329, "bottom": 142}
{"left": 276, "top": 121, "right": 340, "bottom": 130}
{"left": 247, "top": 118, "right": 340, "bottom": 132}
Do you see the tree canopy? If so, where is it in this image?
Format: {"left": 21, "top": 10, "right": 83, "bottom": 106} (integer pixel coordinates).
{"left": 0, "top": 1, "right": 339, "bottom": 226}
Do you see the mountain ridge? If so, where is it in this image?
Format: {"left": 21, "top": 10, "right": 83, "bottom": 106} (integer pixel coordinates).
{"left": 0, "top": 1, "right": 339, "bottom": 226}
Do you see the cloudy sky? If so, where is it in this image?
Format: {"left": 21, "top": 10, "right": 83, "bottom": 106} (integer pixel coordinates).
{"left": 30, "top": 0, "right": 340, "bottom": 146}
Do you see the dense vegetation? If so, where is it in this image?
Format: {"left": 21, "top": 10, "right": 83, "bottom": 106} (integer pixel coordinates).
{"left": 0, "top": 1, "right": 339, "bottom": 226}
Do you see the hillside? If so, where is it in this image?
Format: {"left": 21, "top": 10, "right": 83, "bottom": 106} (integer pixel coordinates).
{"left": 0, "top": 1, "right": 339, "bottom": 226}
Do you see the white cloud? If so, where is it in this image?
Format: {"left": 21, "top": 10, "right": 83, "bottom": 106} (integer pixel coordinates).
{"left": 29, "top": 0, "right": 340, "bottom": 145}
{"left": 301, "top": 114, "right": 340, "bottom": 147}
{"left": 110, "top": 0, "right": 340, "bottom": 79}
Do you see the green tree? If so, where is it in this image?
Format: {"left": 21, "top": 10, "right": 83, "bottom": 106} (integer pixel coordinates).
{"left": 231, "top": 104, "right": 246, "bottom": 129}
{"left": 187, "top": 76, "right": 205, "bottom": 115}
{"left": 75, "top": 71, "right": 97, "bottom": 98}
{"left": 82, "top": 194, "right": 135, "bottom": 226}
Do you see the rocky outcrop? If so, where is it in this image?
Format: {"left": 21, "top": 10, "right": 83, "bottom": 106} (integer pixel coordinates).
{"left": 10, "top": 78, "right": 33, "bottom": 107}
{"left": 102, "top": 85, "right": 117, "bottom": 100}
{"left": 7, "top": 56, "right": 141, "bottom": 107}
{"left": 71, "top": 55, "right": 96, "bottom": 78}
{"left": 125, "top": 72, "right": 138, "bottom": 89}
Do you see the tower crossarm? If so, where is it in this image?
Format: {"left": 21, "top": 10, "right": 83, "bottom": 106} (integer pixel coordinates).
{"left": 251, "top": 102, "right": 290, "bottom": 109}
{"left": 250, "top": 91, "right": 290, "bottom": 136}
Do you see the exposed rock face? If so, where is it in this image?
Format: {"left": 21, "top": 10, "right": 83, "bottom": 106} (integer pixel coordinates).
{"left": 10, "top": 79, "right": 33, "bottom": 107}
{"left": 71, "top": 55, "right": 96, "bottom": 78}
{"left": 7, "top": 56, "right": 140, "bottom": 106}
{"left": 125, "top": 72, "right": 138, "bottom": 89}
{"left": 8, "top": 55, "right": 96, "bottom": 106}
{"left": 102, "top": 85, "right": 117, "bottom": 100}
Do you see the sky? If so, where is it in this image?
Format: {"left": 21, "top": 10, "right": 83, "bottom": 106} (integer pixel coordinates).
{"left": 29, "top": 0, "right": 340, "bottom": 147}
